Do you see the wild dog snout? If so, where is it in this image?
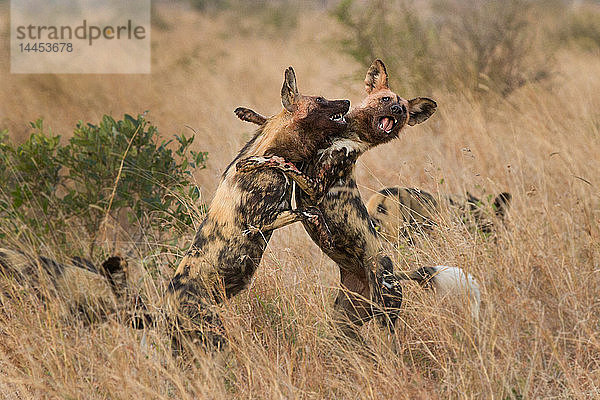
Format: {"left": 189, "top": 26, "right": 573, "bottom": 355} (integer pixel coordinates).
{"left": 390, "top": 104, "right": 404, "bottom": 114}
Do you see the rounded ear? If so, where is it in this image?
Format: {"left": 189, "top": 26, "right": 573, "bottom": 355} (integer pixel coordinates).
{"left": 281, "top": 66, "right": 299, "bottom": 112}
{"left": 234, "top": 107, "right": 267, "bottom": 126}
{"left": 407, "top": 97, "right": 437, "bottom": 126}
{"left": 364, "top": 59, "right": 389, "bottom": 94}
{"left": 493, "top": 192, "right": 512, "bottom": 218}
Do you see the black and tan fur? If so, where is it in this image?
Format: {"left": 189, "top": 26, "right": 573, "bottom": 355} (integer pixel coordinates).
{"left": 0, "top": 248, "right": 144, "bottom": 325}
{"left": 236, "top": 60, "right": 437, "bottom": 335}
{"left": 167, "top": 67, "right": 350, "bottom": 347}
{"left": 367, "top": 187, "right": 511, "bottom": 243}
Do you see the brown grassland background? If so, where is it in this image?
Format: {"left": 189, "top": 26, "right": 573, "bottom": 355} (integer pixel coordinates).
{"left": 1, "top": 0, "right": 600, "bottom": 398}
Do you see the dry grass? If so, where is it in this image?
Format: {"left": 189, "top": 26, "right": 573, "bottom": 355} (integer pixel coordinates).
{"left": 1, "top": 1, "right": 600, "bottom": 399}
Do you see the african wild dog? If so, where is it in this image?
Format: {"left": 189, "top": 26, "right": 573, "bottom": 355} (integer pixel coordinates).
{"left": 367, "top": 187, "right": 511, "bottom": 244}
{"left": 236, "top": 59, "right": 438, "bottom": 337}
{"left": 0, "top": 248, "right": 147, "bottom": 326}
{"left": 167, "top": 67, "right": 350, "bottom": 348}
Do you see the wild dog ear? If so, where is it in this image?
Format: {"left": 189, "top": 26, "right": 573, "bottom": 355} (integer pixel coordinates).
{"left": 281, "top": 67, "right": 299, "bottom": 112}
{"left": 493, "top": 192, "right": 512, "bottom": 218}
{"left": 100, "top": 256, "right": 128, "bottom": 298}
{"left": 365, "top": 59, "right": 389, "bottom": 94}
{"left": 234, "top": 107, "right": 267, "bottom": 126}
{"left": 407, "top": 97, "right": 437, "bottom": 126}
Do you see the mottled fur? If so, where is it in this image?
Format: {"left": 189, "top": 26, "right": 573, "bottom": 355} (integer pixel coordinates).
{"left": 236, "top": 60, "right": 437, "bottom": 335}
{"left": 0, "top": 248, "right": 138, "bottom": 325}
{"left": 367, "top": 187, "right": 511, "bottom": 243}
{"left": 168, "top": 67, "right": 350, "bottom": 348}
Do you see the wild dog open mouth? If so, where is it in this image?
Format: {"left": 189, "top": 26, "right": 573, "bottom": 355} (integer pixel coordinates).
{"left": 330, "top": 113, "right": 346, "bottom": 123}
{"left": 378, "top": 116, "right": 397, "bottom": 133}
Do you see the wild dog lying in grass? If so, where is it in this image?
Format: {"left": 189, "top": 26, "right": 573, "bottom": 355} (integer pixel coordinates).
{"left": 0, "top": 248, "right": 147, "bottom": 326}
{"left": 367, "top": 187, "right": 511, "bottom": 244}
{"left": 236, "top": 60, "right": 440, "bottom": 336}
{"left": 167, "top": 67, "right": 350, "bottom": 349}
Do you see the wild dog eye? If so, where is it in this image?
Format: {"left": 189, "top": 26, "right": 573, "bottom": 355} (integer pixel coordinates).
{"left": 315, "top": 97, "right": 324, "bottom": 103}
{"left": 381, "top": 97, "right": 391, "bottom": 103}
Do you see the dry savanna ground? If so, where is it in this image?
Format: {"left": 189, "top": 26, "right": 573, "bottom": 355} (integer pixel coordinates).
{"left": 0, "top": 1, "right": 599, "bottom": 399}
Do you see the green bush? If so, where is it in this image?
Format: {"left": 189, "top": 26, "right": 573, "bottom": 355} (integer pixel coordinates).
{"left": 0, "top": 114, "right": 207, "bottom": 257}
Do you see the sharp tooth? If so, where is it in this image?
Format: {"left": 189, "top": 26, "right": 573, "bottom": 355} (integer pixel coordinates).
{"left": 331, "top": 113, "right": 344, "bottom": 122}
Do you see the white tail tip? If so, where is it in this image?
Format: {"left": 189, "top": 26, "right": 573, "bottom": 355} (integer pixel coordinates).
{"left": 429, "top": 266, "right": 481, "bottom": 319}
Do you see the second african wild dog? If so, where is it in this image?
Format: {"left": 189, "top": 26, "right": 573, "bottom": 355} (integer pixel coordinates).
{"left": 167, "top": 67, "right": 350, "bottom": 348}
{"left": 0, "top": 248, "right": 148, "bottom": 326}
{"left": 236, "top": 60, "right": 438, "bottom": 337}
{"left": 367, "top": 187, "right": 511, "bottom": 244}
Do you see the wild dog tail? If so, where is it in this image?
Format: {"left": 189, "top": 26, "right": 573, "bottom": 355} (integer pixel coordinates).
{"left": 396, "top": 265, "right": 481, "bottom": 319}
{"left": 234, "top": 107, "right": 267, "bottom": 126}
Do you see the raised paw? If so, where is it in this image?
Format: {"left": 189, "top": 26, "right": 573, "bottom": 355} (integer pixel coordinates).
{"left": 237, "top": 156, "right": 283, "bottom": 173}
{"left": 236, "top": 155, "right": 303, "bottom": 176}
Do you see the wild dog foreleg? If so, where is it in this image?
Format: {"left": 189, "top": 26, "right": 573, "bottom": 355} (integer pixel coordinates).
{"left": 244, "top": 207, "right": 333, "bottom": 248}
{"left": 334, "top": 256, "right": 403, "bottom": 335}
{"left": 237, "top": 156, "right": 321, "bottom": 198}
{"left": 236, "top": 152, "right": 353, "bottom": 203}
{"left": 370, "top": 256, "right": 403, "bottom": 332}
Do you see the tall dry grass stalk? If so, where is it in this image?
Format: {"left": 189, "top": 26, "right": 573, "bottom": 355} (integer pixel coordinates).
{"left": 1, "top": 2, "right": 599, "bottom": 398}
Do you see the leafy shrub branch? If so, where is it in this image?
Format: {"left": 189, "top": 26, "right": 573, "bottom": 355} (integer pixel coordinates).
{"left": 0, "top": 114, "right": 207, "bottom": 256}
